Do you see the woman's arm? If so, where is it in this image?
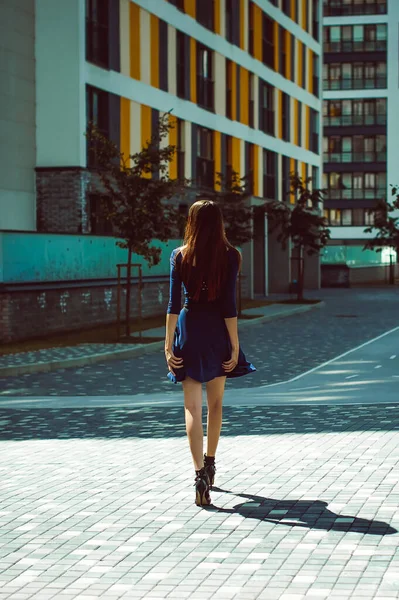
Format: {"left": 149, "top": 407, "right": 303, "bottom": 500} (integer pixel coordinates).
{"left": 165, "top": 250, "right": 183, "bottom": 375}
{"left": 222, "top": 250, "right": 240, "bottom": 373}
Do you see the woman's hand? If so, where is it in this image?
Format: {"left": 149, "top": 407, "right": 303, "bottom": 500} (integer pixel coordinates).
{"left": 222, "top": 347, "right": 239, "bottom": 373}
{"left": 165, "top": 348, "right": 184, "bottom": 376}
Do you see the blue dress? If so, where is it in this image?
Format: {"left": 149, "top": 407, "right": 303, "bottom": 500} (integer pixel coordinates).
{"left": 167, "top": 248, "right": 256, "bottom": 384}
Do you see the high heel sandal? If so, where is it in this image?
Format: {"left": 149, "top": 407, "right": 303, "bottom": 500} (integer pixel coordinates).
{"left": 204, "top": 454, "right": 216, "bottom": 489}
{"left": 194, "top": 467, "right": 210, "bottom": 506}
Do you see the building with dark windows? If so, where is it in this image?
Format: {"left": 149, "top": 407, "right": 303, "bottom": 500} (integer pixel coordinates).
{"left": 322, "top": 0, "right": 397, "bottom": 264}
{"left": 0, "top": 0, "right": 322, "bottom": 343}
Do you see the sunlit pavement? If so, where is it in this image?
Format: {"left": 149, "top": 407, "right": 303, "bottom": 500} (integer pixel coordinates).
{"left": 1, "top": 324, "right": 399, "bottom": 598}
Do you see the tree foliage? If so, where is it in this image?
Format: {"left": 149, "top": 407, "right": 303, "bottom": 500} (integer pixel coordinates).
{"left": 86, "top": 113, "right": 186, "bottom": 267}
{"left": 364, "top": 186, "right": 399, "bottom": 254}
{"left": 264, "top": 172, "right": 330, "bottom": 300}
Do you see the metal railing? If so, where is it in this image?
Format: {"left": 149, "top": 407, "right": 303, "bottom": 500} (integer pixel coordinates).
{"left": 324, "top": 40, "right": 387, "bottom": 53}
{"left": 323, "top": 2, "right": 387, "bottom": 16}
{"left": 323, "top": 151, "right": 387, "bottom": 163}
{"left": 324, "top": 114, "right": 387, "bottom": 127}
{"left": 324, "top": 77, "right": 387, "bottom": 90}
{"left": 326, "top": 188, "right": 386, "bottom": 200}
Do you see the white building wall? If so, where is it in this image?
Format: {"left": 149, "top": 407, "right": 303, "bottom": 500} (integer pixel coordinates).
{"left": 0, "top": 0, "right": 36, "bottom": 231}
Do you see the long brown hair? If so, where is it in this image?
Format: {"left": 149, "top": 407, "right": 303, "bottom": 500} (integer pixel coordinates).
{"left": 178, "top": 199, "right": 241, "bottom": 301}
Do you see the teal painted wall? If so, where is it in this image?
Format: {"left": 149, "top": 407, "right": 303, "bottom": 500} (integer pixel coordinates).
{"left": 321, "top": 245, "right": 395, "bottom": 266}
{"left": 0, "top": 232, "right": 181, "bottom": 283}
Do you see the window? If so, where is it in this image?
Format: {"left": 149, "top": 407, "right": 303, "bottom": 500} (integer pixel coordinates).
{"left": 282, "top": 0, "right": 290, "bottom": 16}
{"left": 312, "top": 0, "right": 319, "bottom": 41}
{"left": 302, "top": 43, "right": 307, "bottom": 88}
{"left": 89, "top": 195, "right": 113, "bottom": 235}
{"left": 324, "top": 171, "right": 387, "bottom": 200}
{"left": 248, "top": 1, "right": 254, "bottom": 55}
{"left": 86, "top": 0, "right": 109, "bottom": 67}
{"left": 225, "top": 135, "right": 233, "bottom": 185}
{"left": 298, "top": 102, "right": 302, "bottom": 147}
{"left": 264, "top": 151, "right": 277, "bottom": 199}
{"left": 323, "top": 0, "right": 387, "bottom": 17}
{"left": 282, "top": 93, "right": 290, "bottom": 142}
{"left": 249, "top": 73, "right": 255, "bottom": 128}
{"left": 196, "top": 0, "right": 214, "bottom": 31}
{"left": 226, "top": 60, "right": 233, "bottom": 119}
{"left": 176, "top": 31, "right": 187, "bottom": 99}
{"left": 86, "top": 85, "right": 109, "bottom": 167}
{"left": 313, "top": 54, "right": 319, "bottom": 97}
{"left": 324, "top": 98, "right": 387, "bottom": 126}
{"left": 259, "top": 81, "right": 274, "bottom": 136}
{"left": 323, "top": 62, "right": 387, "bottom": 90}
{"left": 310, "top": 109, "right": 319, "bottom": 153}
{"left": 262, "top": 15, "right": 274, "bottom": 69}
{"left": 177, "top": 119, "right": 185, "bottom": 180}
{"left": 197, "top": 44, "right": 214, "bottom": 111}
{"left": 324, "top": 24, "right": 387, "bottom": 52}
{"left": 282, "top": 156, "right": 290, "bottom": 200}
{"left": 169, "top": 0, "right": 184, "bottom": 9}
{"left": 247, "top": 143, "right": 255, "bottom": 194}
{"left": 226, "top": 0, "right": 234, "bottom": 44}
{"left": 280, "top": 27, "right": 286, "bottom": 77}
{"left": 197, "top": 127, "right": 214, "bottom": 189}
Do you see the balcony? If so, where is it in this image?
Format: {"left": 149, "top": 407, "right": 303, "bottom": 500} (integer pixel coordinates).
{"left": 324, "top": 114, "right": 387, "bottom": 127}
{"left": 324, "top": 40, "right": 387, "bottom": 53}
{"left": 196, "top": 157, "right": 215, "bottom": 190}
{"left": 324, "top": 77, "right": 386, "bottom": 90}
{"left": 326, "top": 188, "right": 386, "bottom": 200}
{"left": 323, "top": 2, "right": 387, "bottom": 16}
{"left": 323, "top": 151, "right": 387, "bottom": 163}
{"left": 197, "top": 76, "right": 214, "bottom": 112}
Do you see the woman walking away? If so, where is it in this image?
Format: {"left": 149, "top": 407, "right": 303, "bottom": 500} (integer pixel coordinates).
{"left": 165, "top": 200, "right": 256, "bottom": 507}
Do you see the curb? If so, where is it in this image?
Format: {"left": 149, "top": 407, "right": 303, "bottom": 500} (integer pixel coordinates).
{"left": 0, "top": 302, "right": 325, "bottom": 378}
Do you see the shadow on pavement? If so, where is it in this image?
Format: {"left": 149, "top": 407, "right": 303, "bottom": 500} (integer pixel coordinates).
{"left": 1, "top": 404, "right": 399, "bottom": 440}
{"left": 208, "top": 488, "right": 398, "bottom": 536}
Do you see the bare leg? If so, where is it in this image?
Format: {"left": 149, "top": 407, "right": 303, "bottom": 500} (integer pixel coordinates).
{"left": 205, "top": 376, "right": 226, "bottom": 457}
{"left": 182, "top": 376, "right": 204, "bottom": 471}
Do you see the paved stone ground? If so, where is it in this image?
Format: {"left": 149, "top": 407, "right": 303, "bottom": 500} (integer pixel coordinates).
{"left": 1, "top": 288, "right": 398, "bottom": 397}
{"left": 1, "top": 403, "right": 399, "bottom": 599}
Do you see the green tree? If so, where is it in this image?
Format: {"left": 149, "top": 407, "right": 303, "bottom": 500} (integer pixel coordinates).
{"left": 264, "top": 173, "right": 330, "bottom": 301}
{"left": 86, "top": 114, "right": 187, "bottom": 337}
{"left": 364, "top": 187, "right": 399, "bottom": 285}
{"left": 215, "top": 169, "right": 254, "bottom": 314}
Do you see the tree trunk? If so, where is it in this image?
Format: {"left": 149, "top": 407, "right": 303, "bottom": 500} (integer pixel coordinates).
{"left": 126, "top": 246, "right": 132, "bottom": 337}
{"left": 297, "top": 247, "right": 305, "bottom": 302}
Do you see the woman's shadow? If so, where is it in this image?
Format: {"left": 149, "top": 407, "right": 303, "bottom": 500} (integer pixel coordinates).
{"left": 207, "top": 488, "right": 397, "bottom": 535}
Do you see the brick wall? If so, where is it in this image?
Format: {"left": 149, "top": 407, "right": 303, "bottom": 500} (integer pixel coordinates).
{"left": 0, "top": 278, "right": 170, "bottom": 344}
{"left": 36, "top": 168, "right": 92, "bottom": 233}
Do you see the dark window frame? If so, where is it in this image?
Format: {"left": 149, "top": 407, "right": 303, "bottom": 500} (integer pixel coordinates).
{"left": 324, "top": 23, "right": 387, "bottom": 53}
{"left": 197, "top": 43, "right": 215, "bottom": 112}
{"left": 262, "top": 14, "right": 274, "bottom": 69}
{"left": 282, "top": 92, "right": 290, "bottom": 142}
{"left": 169, "top": 0, "right": 185, "bottom": 9}
{"left": 196, "top": 0, "right": 215, "bottom": 31}
{"left": 323, "top": 61, "right": 387, "bottom": 91}
{"left": 323, "top": 98, "right": 387, "bottom": 126}
{"left": 323, "top": 0, "right": 387, "bottom": 17}
{"left": 176, "top": 31, "right": 188, "bottom": 99}
{"left": 86, "top": 0, "right": 109, "bottom": 68}
{"left": 89, "top": 194, "right": 114, "bottom": 235}
{"left": 196, "top": 126, "right": 214, "bottom": 190}
{"left": 86, "top": 85, "right": 110, "bottom": 168}
{"left": 259, "top": 80, "right": 274, "bottom": 136}
{"left": 263, "top": 150, "right": 277, "bottom": 200}
{"left": 323, "top": 134, "right": 387, "bottom": 163}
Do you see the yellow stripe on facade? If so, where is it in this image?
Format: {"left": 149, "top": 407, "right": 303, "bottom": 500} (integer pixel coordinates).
{"left": 293, "top": 99, "right": 299, "bottom": 145}
{"left": 120, "top": 97, "right": 131, "bottom": 166}
{"left": 240, "top": 67, "right": 249, "bottom": 125}
{"left": 253, "top": 5, "right": 262, "bottom": 61}
{"left": 290, "top": 158, "right": 295, "bottom": 203}
{"left": 129, "top": 2, "right": 140, "bottom": 80}
{"left": 169, "top": 114, "right": 178, "bottom": 180}
{"left": 253, "top": 145, "right": 259, "bottom": 197}
{"left": 301, "top": 161, "right": 307, "bottom": 183}
{"left": 308, "top": 48, "right": 313, "bottom": 93}
{"left": 302, "top": 0, "right": 308, "bottom": 31}
{"left": 231, "top": 62, "right": 237, "bottom": 121}
{"left": 232, "top": 137, "right": 241, "bottom": 176}
{"left": 214, "top": 0, "right": 221, "bottom": 34}
{"left": 150, "top": 14, "right": 159, "bottom": 88}
{"left": 184, "top": 0, "right": 196, "bottom": 18}
{"left": 190, "top": 38, "right": 197, "bottom": 103}
{"left": 214, "top": 131, "right": 222, "bottom": 190}
{"left": 274, "top": 21, "right": 279, "bottom": 72}
{"left": 240, "top": 0, "right": 245, "bottom": 49}
{"left": 285, "top": 31, "right": 291, "bottom": 80}
{"left": 291, "top": 0, "right": 296, "bottom": 21}
{"left": 297, "top": 40, "right": 303, "bottom": 87}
